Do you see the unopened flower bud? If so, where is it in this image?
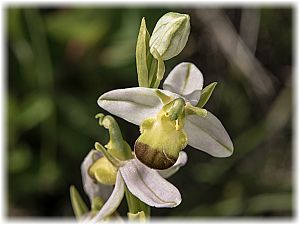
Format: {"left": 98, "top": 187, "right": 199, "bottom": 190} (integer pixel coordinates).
{"left": 149, "top": 12, "right": 190, "bottom": 60}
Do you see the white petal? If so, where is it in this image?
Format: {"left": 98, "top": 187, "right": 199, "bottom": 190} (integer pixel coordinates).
{"left": 163, "top": 62, "right": 203, "bottom": 105}
{"left": 158, "top": 151, "right": 188, "bottom": 178}
{"left": 119, "top": 159, "right": 181, "bottom": 208}
{"left": 91, "top": 171, "right": 125, "bottom": 222}
{"left": 81, "top": 150, "right": 113, "bottom": 202}
{"left": 185, "top": 112, "right": 234, "bottom": 157}
{"left": 98, "top": 87, "right": 177, "bottom": 125}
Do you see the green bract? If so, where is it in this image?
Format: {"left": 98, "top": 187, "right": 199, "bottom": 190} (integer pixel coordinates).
{"left": 197, "top": 82, "right": 218, "bottom": 108}
{"left": 136, "top": 17, "right": 150, "bottom": 87}
{"left": 70, "top": 186, "right": 89, "bottom": 220}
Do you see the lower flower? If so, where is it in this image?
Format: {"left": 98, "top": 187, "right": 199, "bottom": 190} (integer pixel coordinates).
{"left": 81, "top": 148, "right": 187, "bottom": 222}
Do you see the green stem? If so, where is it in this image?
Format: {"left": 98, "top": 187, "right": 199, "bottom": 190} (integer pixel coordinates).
{"left": 125, "top": 186, "right": 151, "bottom": 218}
{"left": 136, "top": 45, "right": 152, "bottom": 220}
{"left": 152, "top": 78, "right": 161, "bottom": 89}
{"left": 148, "top": 57, "right": 157, "bottom": 88}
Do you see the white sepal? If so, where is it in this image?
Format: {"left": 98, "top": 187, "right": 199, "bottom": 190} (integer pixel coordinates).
{"left": 98, "top": 87, "right": 177, "bottom": 125}
{"left": 185, "top": 112, "right": 234, "bottom": 157}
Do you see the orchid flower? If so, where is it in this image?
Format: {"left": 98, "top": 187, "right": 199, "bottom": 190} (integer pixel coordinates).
{"left": 77, "top": 114, "right": 187, "bottom": 222}
{"left": 71, "top": 12, "right": 233, "bottom": 222}
{"left": 98, "top": 62, "right": 234, "bottom": 170}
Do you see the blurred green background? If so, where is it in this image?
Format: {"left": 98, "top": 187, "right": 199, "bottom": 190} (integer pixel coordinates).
{"left": 7, "top": 7, "right": 292, "bottom": 218}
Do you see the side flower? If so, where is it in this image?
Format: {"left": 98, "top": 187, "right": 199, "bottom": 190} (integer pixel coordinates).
{"left": 98, "top": 62, "right": 234, "bottom": 169}
{"left": 73, "top": 114, "right": 187, "bottom": 222}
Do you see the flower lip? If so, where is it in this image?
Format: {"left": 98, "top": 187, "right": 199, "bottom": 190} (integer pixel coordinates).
{"left": 133, "top": 100, "right": 188, "bottom": 170}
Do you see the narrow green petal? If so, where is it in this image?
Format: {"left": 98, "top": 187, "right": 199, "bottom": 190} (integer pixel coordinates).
{"left": 70, "top": 185, "right": 89, "bottom": 220}
{"left": 185, "top": 102, "right": 207, "bottom": 117}
{"left": 197, "top": 82, "right": 217, "bottom": 108}
{"left": 155, "top": 89, "right": 173, "bottom": 104}
{"left": 94, "top": 142, "right": 124, "bottom": 168}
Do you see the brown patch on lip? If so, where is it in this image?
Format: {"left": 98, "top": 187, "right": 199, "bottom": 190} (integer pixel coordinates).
{"left": 134, "top": 141, "right": 177, "bottom": 170}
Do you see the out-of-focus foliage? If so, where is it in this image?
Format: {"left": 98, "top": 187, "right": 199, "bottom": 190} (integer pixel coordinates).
{"left": 7, "top": 7, "right": 292, "bottom": 218}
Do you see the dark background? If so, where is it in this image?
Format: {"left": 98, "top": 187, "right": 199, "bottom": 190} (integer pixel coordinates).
{"left": 7, "top": 7, "right": 293, "bottom": 218}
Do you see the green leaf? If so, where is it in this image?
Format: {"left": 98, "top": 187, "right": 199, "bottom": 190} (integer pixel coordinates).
{"left": 197, "top": 82, "right": 217, "bottom": 108}
{"left": 70, "top": 185, "right": 89, "bottom": 220}
{"left": 245, "top": 193, "right": 292, "bottom": 215}
{"left": 8, "top": 8, "right": 23, "bottom": 39}
{"left": 136, "top": 17, "right": 150, "bottom": 87}
{"left": 45, "top": 9, "right": 109, "bottom": 46}
{"left": 16, "top": 94, "right": 53, "bottom": 130}
{"left": 9, "top": 144, "right": 32, "bottom": 174}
